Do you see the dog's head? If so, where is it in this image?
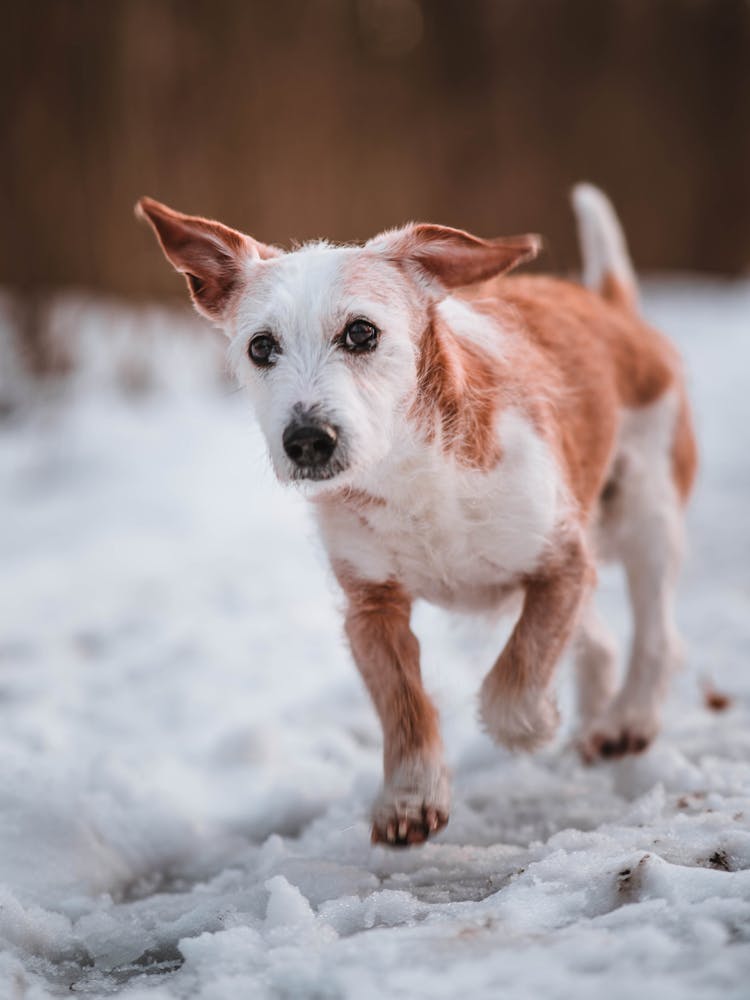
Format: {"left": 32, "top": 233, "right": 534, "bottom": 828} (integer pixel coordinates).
{"left": 137, "top": 198, "right": 539, "bottom": 489}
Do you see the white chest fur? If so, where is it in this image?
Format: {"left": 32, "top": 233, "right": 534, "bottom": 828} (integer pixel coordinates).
{"left": 316, "top": 409, "right": 566, "bottom": 610}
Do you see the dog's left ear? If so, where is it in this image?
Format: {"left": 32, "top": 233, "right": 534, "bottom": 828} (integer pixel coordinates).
{"left": 369, "top": 223, "right": 541, "bottom": 291}
{"left": 136, "top": 197, "right": 282, "bottom": 321}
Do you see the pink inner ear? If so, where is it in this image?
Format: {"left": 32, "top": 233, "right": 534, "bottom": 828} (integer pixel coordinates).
{"left": 182, "top": 247, "right": 240, "bottom": 316}
{"left": 136, "top": 197, "right": 283, "bottom": 319}
{"left": 171, "top": 228, "right": 245, "bottom": 318}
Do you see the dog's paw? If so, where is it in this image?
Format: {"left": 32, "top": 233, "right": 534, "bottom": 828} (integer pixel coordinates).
{"left": 577, "top": 700, "right": 661, "bottom": 763}
{"left": 479, "top": 679, "right": 559, "bottom": 752}
{"left": 371, "top": 758, "right": 450, "bottom": 848}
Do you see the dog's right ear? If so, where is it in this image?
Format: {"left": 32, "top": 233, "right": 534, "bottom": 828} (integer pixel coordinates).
{"left": 136, "top": 197, "right": 282, "bottom": 322}
{"left": 368, "top": 223, "right": 541, "bottom": 293}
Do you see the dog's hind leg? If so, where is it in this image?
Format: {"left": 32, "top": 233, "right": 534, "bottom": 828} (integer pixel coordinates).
{"left": 578, "top": 396, "right": 689, "bottom": 760}
{"left": 573, "top": 602, "right": 619, "bottom": 760}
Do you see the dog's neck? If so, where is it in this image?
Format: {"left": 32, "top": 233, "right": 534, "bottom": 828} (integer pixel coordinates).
{"left": 406, "top": 301, "right": 506, "bottom": 473}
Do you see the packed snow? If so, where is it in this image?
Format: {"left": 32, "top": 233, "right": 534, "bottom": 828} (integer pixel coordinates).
{"left": 0, "top": 280, "right": 748, "bottom": 999}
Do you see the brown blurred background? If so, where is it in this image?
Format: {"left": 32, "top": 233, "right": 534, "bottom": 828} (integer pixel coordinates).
{"left": 2, "top": 0, "right": 750, "bottom": 311}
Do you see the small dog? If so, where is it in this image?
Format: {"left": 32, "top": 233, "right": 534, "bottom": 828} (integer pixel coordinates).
{"left": 137, "top": 185, "right": 696, "bottom": 846}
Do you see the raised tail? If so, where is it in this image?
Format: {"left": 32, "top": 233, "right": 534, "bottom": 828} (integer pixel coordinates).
{"left": 572, "top": 183, "right": 638, "bottom": 312}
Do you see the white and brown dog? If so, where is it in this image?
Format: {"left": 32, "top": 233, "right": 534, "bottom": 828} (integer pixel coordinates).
{"left": 137, "top": 185, "right": 696, "bottom": 846}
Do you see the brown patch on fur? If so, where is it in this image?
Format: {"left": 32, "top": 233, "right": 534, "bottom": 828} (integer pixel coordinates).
{"left": 672, "top": 387, "right": 698, "bottom": 501}
{"left": 505, "top": 277, "right": 678, "bottom": 407}
{"left": 334, "top": 565, "right": 440, "bottom": 778}
{"left": 136, "top": 196, "right": 281, "bottom": 319}
{"left": 410, "top": 307, "right": 503, "bottom": 471}
{"left": 460, "top": 275, "right": 691, "bottom": 514}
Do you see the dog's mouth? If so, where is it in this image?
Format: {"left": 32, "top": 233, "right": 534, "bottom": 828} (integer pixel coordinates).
{"left": 289, "top": 452, "right": 350, "bottom": 483}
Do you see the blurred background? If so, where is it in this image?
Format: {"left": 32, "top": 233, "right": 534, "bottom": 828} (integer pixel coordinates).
{"left": 3, "top": 0, "right": 750, "bottom": 326}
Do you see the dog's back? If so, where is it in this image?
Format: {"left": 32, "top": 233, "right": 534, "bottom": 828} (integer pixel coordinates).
{"left": 458, "top": 190, "right": 697, "bottom": 514}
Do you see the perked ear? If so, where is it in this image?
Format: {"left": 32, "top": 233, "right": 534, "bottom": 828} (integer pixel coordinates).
{"left": 369, "top": 223, "right": 541, "bottom": 291}
{"left": 135, "top": 197, "right": 282, "bottom": 320}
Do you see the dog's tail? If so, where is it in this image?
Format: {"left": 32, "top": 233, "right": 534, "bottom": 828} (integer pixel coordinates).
{"left": 571, "top": 183, "right": 638, "bottom": 313}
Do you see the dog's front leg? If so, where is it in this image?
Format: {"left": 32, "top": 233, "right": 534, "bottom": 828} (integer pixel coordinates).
{"left": 480, "top": 533, "right": 594, "bottom": 751}
{"left": 339, "top": 573, "right": 449, "bottom": 846}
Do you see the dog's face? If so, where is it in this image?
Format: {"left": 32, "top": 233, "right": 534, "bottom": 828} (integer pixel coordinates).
{"left": 137, "top": 198, "right": 539, "bottom": 489}
{"left": 227, "top": 243, "right": 423, "bottom": 487}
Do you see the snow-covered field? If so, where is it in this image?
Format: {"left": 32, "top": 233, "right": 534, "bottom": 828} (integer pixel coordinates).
{"left": 1, "top": 280, "right": 749, "bottom": 999}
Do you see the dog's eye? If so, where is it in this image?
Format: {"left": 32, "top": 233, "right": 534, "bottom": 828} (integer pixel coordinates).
{"left": 341, "top": 319, "right": 378, "bottom": 353}
{"left": 248, "top": 333, "right": 280, "bottom": 367}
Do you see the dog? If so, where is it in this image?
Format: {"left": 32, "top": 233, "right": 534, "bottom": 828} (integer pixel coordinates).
{"left": 137, "top": 185, "right": 697, "bottom": 847}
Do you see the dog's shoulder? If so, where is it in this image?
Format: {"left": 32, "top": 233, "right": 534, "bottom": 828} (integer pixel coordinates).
{"left": 463, "top": 274, "right": 679, "bottom": 409}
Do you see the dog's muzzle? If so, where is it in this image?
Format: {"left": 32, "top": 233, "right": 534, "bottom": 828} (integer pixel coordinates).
{"left": 282, "top": 410, "right": 339, "bottom": 475}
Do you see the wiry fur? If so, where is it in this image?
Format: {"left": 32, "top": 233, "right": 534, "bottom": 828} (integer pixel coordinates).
{"left": 137, "top": 186, "right": 697, "bottom": 846}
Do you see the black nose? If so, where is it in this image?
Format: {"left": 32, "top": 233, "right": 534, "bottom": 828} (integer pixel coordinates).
{"left": 282, "top": 418, "right": 338, "bottom": 468}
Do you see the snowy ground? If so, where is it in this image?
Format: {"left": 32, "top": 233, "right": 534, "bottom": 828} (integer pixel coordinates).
{"left": 0, "top": 280, "right": 749, "bottom": 999}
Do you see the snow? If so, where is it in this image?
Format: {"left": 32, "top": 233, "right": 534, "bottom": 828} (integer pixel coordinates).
{"left": 0, "top": 280, "right": 748, "bottom": 999}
